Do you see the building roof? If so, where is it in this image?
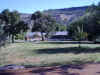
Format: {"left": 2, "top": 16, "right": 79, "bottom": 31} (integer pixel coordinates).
{"left": 54, "top": 31, "right": 68, "bottom": 35}
{"left": 26, "top": 31, "right": 68, "bottom": 37}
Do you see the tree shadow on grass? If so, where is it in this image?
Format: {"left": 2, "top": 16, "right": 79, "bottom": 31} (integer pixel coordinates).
{"left": 41, "top": 41, "right": 93, "bottom": 44}
{"left": 35, "top": 47, "right": 100, "bottom": 54}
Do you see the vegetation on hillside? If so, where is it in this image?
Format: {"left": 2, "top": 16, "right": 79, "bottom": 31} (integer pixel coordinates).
{"left": 68, "top": 2, "right": 100, "bottom": 41}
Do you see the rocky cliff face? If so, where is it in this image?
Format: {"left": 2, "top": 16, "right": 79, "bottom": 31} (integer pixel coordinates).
{"left": 20, "top": 6, "right": 88, "bottom": 26}
{"left": 44, "top": 6, "right": 88, "bottom": 25}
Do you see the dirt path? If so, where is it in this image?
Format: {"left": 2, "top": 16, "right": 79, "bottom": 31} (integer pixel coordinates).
{"left": 1, "top": 63, "right": 100, "bottom": 75}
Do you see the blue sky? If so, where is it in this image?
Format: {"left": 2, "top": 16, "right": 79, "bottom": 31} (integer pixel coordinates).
{"left": 0, "top": 0, "right": 100, "bottom": 13}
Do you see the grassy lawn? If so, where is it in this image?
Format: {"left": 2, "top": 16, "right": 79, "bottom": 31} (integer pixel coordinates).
{"left": 0, "top": 41, "right": 100, "bottom": 67}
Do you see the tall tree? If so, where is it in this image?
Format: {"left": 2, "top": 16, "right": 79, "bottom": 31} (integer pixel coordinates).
{"left": 31, "top": 11, "right": 58, "bottom": 41}
{"left": 9, "top": 11, "right": 20, "bottom": 43}
{"left": 0, "top": 9, "right": 11, "bottom": 42}
{"left": 68, "top": 2, "right": 100, "bottom": 41}
{"left": 0, "top": 19, "right": 7, "bottom": 46}
{"left": 74, "top": 25, "right": 88, "bottom": 48}
{"left": 1, "top": 9, "right": 28, "bottom": 43}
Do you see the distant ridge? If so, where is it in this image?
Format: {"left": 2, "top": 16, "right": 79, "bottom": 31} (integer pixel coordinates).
{"left": 45, "top": 6, "right": 88, "bottom": 12}
{"left": 20, "top": 6, "right": 88, "bottom": 26}
{"left": 44, "top": 6, "right": 88, "bottom": 25}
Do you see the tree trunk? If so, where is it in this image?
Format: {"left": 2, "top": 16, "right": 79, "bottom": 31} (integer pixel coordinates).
{"left": 8, "top": 33, "right": 11, "bottom": 43}
{"left": 78, "top": 40, "right": 81, "bottom": 48}
{"left": 41, "top": 32, "right": 45, "bottom": 41}
{"left": 46, "top": 33, "right": 49, "bottom": 41}
{"left": 11, "top": 35, "right": 14, "bottom": 43}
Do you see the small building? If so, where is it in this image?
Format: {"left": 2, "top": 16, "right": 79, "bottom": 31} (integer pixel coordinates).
{"left": 48, "top": 31, "right": 72, "bottom": 41}
{"left": 25, "top": 31, "right": 72, "bottom": 41}
{"left": 54, "top": 31, "right": 68, "bottom": 36}
{"left": 25, "top": 32, "right": 45, "bottom": 41}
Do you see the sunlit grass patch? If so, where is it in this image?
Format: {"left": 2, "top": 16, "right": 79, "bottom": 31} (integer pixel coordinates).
{"left": 0, "top": 41, "right": 100, "bottom": 66}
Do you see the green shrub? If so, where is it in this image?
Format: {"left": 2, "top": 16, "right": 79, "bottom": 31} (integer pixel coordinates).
{"left": 15, "top": 34, "right": 24, "bottom": 40}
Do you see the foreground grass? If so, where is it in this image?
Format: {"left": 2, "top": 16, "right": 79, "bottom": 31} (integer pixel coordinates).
{"left": 0, "top": 41, "right": 100, "bottom": 67}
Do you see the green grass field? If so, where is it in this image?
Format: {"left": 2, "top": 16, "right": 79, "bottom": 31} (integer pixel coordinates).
{"left": 0, "top": 41, "right": 100, "bottom": 67}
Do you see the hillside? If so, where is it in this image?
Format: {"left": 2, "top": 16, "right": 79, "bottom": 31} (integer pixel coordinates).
{"left": 20, "top": 6, "right": 88, "bottom": 26}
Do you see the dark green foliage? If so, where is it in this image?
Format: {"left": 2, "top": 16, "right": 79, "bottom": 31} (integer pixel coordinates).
{"left": 74, "top": 25, "right": 88, "bottom": 48}
{"left": 0, "top": 9, "right": 20, "bottom": 43}
{"left": 86, "top": 4, "right": 97, "bottom": 12}
{"left": 31, "top": 11, "right": 43, "bottom": 20}
{"left": 0, "top": 9, "right": 28, "bottom": 43}
{"left": 68, "top": 2, "right": 100, "bottom": 41}
{"left": 0, "top": 21, "right": 4, "bottom": 35}
{"left": 31, "top": 11, "right": 60, "bottom": 41}
{"left": 16, "top": 21, "right": 28, "bottom": 33}
{"left": 0, "top": 19, "right": 7, "bottom": 47}
{"left": 56, "top": 24, "right": 67, "bottom": 31}
{"left": 74, "top": 25, "right": 87, "bottom": 40}
{"left": 0, "top": 9, "right": 11, "bottom": 24}
{"left": 15, "top": 34, "right": 25, "bottom": 40}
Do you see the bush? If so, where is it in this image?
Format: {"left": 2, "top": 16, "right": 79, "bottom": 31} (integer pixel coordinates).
{"left": 15, "top": 34, "right": 24, "bottom": 40}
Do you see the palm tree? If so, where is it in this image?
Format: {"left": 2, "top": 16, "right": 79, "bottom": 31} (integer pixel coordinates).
{"left": 74, "top": 25, "right": 87, "bottom": 48}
